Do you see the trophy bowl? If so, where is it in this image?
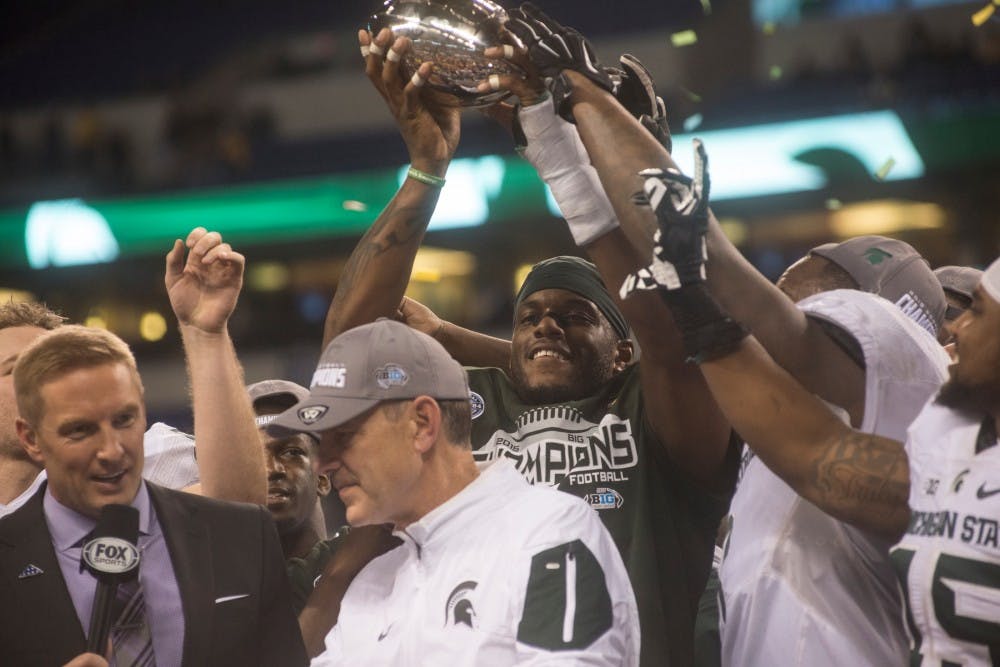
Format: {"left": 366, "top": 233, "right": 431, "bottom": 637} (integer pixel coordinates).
{"left": 368, "top": 0, "right": 522, "bottom": 107}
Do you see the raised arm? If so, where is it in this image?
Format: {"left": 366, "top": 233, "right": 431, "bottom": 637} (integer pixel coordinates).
{"left": 560, "top": 70, "right": 865, "bottom": 424}
{"left": 499, "top": 8, "right": 733, "bottom": 485}
{"left": 704, "top": 336, "right": 909, "bottom": 541}
{"left": 613, "top": 167, "right": 911, "bottom": 541}
{"left": 396, "top": 297, "right": 511, "bottom": 371}
{"left": 322, "top": 30, "right": 459, "bottom": 348}
{"left": 498, "top": 2, "right": 864, "bottom": 426}
{"left": 165, "top": 227, "right": 264, "bottom": 504}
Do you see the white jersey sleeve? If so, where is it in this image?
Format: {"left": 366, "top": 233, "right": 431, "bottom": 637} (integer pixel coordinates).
{"left": 509, "top": 492, "right": 640, "bottom": 666}
{"left": 799, "top": 289, "right": 950, "bottom": 438}
{"left": 142, "top": 422, "right": 199, "bottom": 489}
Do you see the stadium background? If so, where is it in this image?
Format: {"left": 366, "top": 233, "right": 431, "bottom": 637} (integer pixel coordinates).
{"left": 1, "top": 0, "right": 997, "bottom": 428}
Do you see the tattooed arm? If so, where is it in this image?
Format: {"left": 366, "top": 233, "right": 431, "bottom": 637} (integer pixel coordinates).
{"left": 323, "top": 29, "right": 460, "bottom": 347}
{"left": 700, "top": 336, "right": 911, "bottom": 542}
{"left": 323, "top": 181, "right": 446, "bottom": 347}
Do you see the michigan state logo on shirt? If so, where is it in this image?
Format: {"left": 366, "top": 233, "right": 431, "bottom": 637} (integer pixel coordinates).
{"left": 444, "top": 581, "right": 478, "bottom": 629}
{"left": 473, "top": 406, "right": 638, "bottom": 487}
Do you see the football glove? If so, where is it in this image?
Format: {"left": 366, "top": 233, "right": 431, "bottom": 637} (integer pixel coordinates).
{"left": 506, "top": 2, "right": 616, "bottom": 122}
{"left": 620, "top": 139, "right": 711, "bottom": 299}
{"left": 615, "top": 53, "right": 672, "bottom": 153}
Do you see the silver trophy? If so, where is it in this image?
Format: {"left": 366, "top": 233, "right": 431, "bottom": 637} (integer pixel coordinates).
{"left": 369, "top": 0, "right": 521, "bottom": 107}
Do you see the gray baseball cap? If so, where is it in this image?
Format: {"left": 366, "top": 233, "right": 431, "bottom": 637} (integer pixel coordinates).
{"left": 934, "top": 265, "right": 983, "bottom": 301}
{"left": 935, "top": 265, "right": 984, "bottom": 322}
{"left": 983, "top": 257, "right": 1000, "bottom": 306}
{"left": 810, "top": 235, "right": 946, "bottom": 337}
{"left": 247, "top": 379, "right": 311, "bottom": 429}
{"left": 268, "top": 318, "right": 469, "bottom": 435}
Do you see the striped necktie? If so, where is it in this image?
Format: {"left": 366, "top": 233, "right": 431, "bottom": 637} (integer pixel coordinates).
{"left": 110, "top": 577, "right": 155, "bottom": 667}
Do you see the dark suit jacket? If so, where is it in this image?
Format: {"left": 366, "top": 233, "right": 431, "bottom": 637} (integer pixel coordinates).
{"left": 0, "top": 482, "right": 308, "bottom": 667}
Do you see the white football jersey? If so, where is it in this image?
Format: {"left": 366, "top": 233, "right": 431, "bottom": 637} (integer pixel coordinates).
{"left": 893, "top": 398, "right": 1000, "bottom": 665}
{"left": 719, "top": 289, "right": 949, "bottom": 666}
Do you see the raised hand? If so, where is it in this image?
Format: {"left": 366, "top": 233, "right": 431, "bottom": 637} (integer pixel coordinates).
{"left": 621, "top": 139, "right": 711, "bottom": 298}
{"left": 615, "top": 54, "right": 672, "bottom": 152}
{"left": 504, "top": 2, "right": 615, "bottom": 121}
{"left": 360, "top": 28, "right": 459, "bottom": 176}
{"left": 395, "top": 296, "right": 444, "bottom": 339}
{"left": 478, "top": 32, "right": 547, "bottom": 108}
{"left": 165, "top": 227, "right": 244, "bottom": 334}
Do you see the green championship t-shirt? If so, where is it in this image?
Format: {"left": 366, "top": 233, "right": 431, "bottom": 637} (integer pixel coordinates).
{"left": 467, "top": 364, "right": 731, "bottom": 667}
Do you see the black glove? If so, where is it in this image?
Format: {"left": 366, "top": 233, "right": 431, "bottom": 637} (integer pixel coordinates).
{"left": 620, "top": 139, "right": 710, "bottom": 297}
{"left": 620, "top": 141, "right": 748, "bottom": 362}
{"left": 506, "top": 2, "right": 616, "bottom": 122}
{"left": 615, "top": 54, "right": 672, "bottom": 153}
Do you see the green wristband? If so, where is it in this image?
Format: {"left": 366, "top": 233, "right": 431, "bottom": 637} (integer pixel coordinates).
{"left": 407, "top": 166, "right": 447, "bottom": 188}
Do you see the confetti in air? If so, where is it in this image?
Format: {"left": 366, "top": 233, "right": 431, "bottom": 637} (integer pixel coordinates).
{"left": 971, "top": 1, "right": 996, "bottom": 25}
{"left": 769, "top": 65, "right": 783, "bottom": 80}
{"left": 825, "top": 198, "right": 843, "bottom": 210}
{"left": 700, "top": 0, "right": 712, "bottom": 15}
{"left": 875, "top": 157, "right": 896, "bottom": 181}
{"left": 671, "top": 30, "right": 698, "bottom": 47}
{"left": 343, "top": 200, "right": 369, "bottom": 212}
{"left": 680, "top": 86, "right": 703, "bottom": 103}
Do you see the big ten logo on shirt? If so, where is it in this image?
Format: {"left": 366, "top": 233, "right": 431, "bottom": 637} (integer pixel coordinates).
{"left": 312, "top": 364, "right": 347, "bottom": 389}
{"left": 473, "top": 406, "right": 638, "bottom": 489}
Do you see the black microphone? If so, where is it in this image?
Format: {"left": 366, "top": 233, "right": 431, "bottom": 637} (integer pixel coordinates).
{"left": 81, "top": 504, "right": 141, "bottom": 655}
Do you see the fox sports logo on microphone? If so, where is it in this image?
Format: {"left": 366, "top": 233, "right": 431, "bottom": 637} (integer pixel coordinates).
{"left": 83, "top": 537, "right": 140, "bottom": 575}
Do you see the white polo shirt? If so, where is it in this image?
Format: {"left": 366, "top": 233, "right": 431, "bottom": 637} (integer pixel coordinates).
{"left": 313, "top": 461, "right": 640, "bottom": 666}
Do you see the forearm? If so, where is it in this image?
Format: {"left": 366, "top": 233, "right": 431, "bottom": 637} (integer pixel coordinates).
{"left": 564, "top": 74, "right": 816, "bottom": 366}
{"left": 298, "top": 571, "right": 354, "bottom": 658}
{"left": 704, "top": 217, "right": 865, "bottom": 420}
{"left": 567, "top": 72, "right": 858, "bottom": 412}
{"left": 436, "top": 321, "right": 511, "bottom": 371}
{"left": 565, "top": 71, "right": 674, "bottom": 258}
{"left": 180, "top": 325, "right": 265, "bottom": 504}
{"left": 518, "top": 100, "right": 619, "bottom": 247}
{"left": 568, "top": 78, "right": 733, "bottom": 465}
{"left": 587, "top": 231, "right": 732, "bottom": 482}
{"left": 701, "top": 336, "right": 910, "bottom": 540}
{"left": 704, "top": 218, "right": 811, "bottom": 364}
{"left": 323, "top": 178, "right": 443, "bottom": 348}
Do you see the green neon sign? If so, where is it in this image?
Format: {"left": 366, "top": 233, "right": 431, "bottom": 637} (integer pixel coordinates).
{"left": 0, "top": 110, "right": 927, "bottom": 270}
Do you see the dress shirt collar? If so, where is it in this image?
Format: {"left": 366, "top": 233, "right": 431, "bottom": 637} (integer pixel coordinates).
{"left": 396, "top": 461, "right": 519, "bottom": 549}
{"left": 44, "top": 481, "right": 152, "bottom": 552}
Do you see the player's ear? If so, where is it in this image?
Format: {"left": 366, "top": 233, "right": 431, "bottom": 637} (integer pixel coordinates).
{"left": 316, "top": 473, "right": 332, "bottom": 497}
{"left": 613, "top": 339, "right": 634, "bottom": 371}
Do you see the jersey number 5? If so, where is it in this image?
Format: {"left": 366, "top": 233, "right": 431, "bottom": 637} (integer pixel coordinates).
{"left": 892, "top": 547, "right": 1000, "bottom": 661}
